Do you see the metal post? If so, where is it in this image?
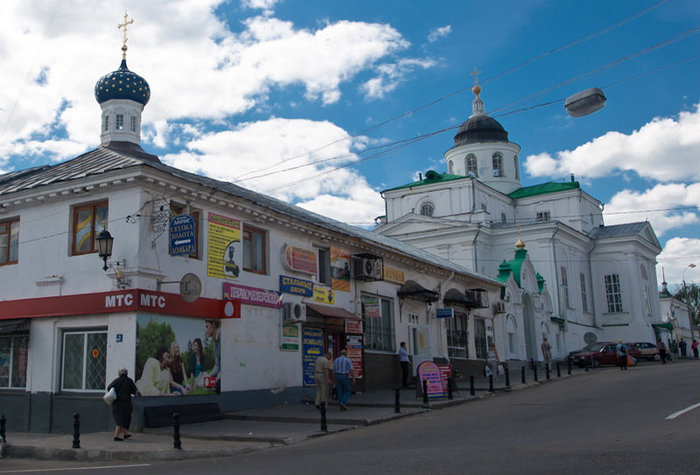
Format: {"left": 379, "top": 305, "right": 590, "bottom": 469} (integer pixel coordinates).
{"left": 469, "top": 376, "right": 475, "bottom": 396}
{"left": 521, "top": 366, "right": 526, "bottom": 384}
{"left": 557, "top": 362, "right": 561, "bottom": 378}
{"left": 320, "top": 402, "right": 328, "bottom": 432}
{"left": 72, "top": 413, "right": 80, "bottom": 449}
{"left": 394, "top": 387, "right": 401, "bottom": 414}
{"left": 447, "top": 377, "right": 454, "bottom": 400}
{"left": 488, "top": 374, "right": 494, "bottom": 393}
{"left": 422, "top": 379, "right": 429, "bottom": 406}
{"left": 567, "top": 358, "right": 572, "bottom": 375}
{"left": 533, "top": 365, "right": 538, "bottom": 382}
{"left": 1, "top": 414, "right": 6, "bottom": 442}
{"left": 173, "top": 413, "right": 182, "bottom": 450}
{"left": 505, "top": 366, "right": 510, "bottom": 388}
{"left": 545, "top": 364, "right": 551, "bottom": 380}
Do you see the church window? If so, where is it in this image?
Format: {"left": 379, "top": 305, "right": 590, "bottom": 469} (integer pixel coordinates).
{"left": 103, "top": 115, "right": 110, "bottom": 132}
{"left": 561, "top": 267, "right": 570, "bottom": 308}
{"left": 115, "top": 114, "right": 124, "bottom": 130}
{"left": 514, "top": 155, "right": 520, "bottom": 180}
{"left": 419, "top": 202, "right": 434, "bottom": 217}
{"left": 580, "top": 273, "right": 588, "bottom": 312}
{"left": 492, "top": 153, "right": 503, "bottom": 177}
{"left": 130, "top": 116, "right": 137, "bottom": 132}
{"left": 501, "top": 213, "right": 506, "bottom": 223}
{"left": 536, "top": 211, "right": 550, "bottom": 222}
{"left": 466, "top": 154, "right": 478, "bottom": 177}
{"left": 641, "top": 265, "right": 651, "bottom": 315}
{"left": 604, "top": 274, "right": 623, "bottom": 313}
{"left": 448, "top": 160, "right": 454, "bottom": 174}
{"left": 507, "top": 316, "right": 517, "bottom": 355}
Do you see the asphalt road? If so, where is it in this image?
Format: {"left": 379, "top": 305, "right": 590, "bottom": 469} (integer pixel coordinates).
{"left": 4, "top": 360, "right": 699, "bottom": 474}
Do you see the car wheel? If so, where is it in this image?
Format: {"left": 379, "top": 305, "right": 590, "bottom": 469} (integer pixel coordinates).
{"left": 653, "top": 354, "right": 660, "bottom": 361}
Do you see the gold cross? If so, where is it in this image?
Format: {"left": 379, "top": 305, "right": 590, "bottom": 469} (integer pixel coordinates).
{"left": 470, "top": 67, "right": 482, "bottom": 86}
{"left": 117, "top": 12, "right": 134, "bottom": 58}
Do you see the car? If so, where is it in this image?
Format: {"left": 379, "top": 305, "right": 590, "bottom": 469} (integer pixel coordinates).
{"left": 568, "top": 342, "right": 642, "bottom": 367}
{"left": 629, "top": 342, "right": 660, "bottom": 361}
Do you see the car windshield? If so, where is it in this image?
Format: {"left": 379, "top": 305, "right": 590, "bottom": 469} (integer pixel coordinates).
{"left": 575, "top": 343, "right": 604, "bottom": 353}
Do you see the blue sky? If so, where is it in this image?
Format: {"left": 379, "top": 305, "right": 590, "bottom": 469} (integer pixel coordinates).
{"left": 1, "top": 0, "right": 699, "bottom": 285}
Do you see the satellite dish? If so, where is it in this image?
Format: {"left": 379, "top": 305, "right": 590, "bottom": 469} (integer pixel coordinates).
{"left": 179, "top": 273, "right": 202, "bottom": 303}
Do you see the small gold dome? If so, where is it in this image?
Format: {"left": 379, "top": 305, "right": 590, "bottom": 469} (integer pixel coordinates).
{"left": 472, "top": 84, "right": 482, "bottom": 96}
{"left": 515, "top": 238, "right": 525, "bottom": 249}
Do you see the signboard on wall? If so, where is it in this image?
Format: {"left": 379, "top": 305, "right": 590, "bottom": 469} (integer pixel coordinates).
{"left": 302, "top": 327, "right": 324, "bottom": 386}
{"left": 383, "top": 266, "right": 405, "bottom": 284}
{"left": 362, "top": 295, "right": 381, "bottom": 318}
{"left": 346, "top": 334, "right": 363, "bottom": 379}
{"left": 207, "top": 212, "right": 241, "bottom": 279}
{"left": 223, "top": 282, "right": 282, "bottom": 308}
{"left": 279, "top": 275, "right": 314, "bottom": 297}
{"left": 313, "top": 286, "right": 335, "bottom": 304}
{"left": 169, "top": 215, "right": 196, "bottom": 256}
{"left": 282, "top": 245, "right": 318, "bottom": 274}
{"left": 436, "top": 308, "right": 454, "bottom": 318}
{"left": 330, "top": 247, "right": 351, "bottom": 292}
{"left": 281, "top": 323, "right": 300, "bottom": 351}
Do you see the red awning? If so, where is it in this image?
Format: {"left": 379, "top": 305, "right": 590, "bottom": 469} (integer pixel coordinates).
{"left": 305, "top": 302, "right": 361, "bottom": 320}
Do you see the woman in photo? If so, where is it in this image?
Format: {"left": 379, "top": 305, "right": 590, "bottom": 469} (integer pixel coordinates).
{"left": 189, "top": 337, "right": 206, "bottom": 386}
{"left": 168, "top": 341, "right": 190, "bottom": 394}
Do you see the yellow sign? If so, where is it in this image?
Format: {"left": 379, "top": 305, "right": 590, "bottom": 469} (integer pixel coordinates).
{"left": 383, "top": 266, "right": 405, "bottom": 284}
{"left": 313, "top": 286, "right": 335, "bottom": 304}
{"left": 207, "top": 212, "right": 241, "bottom": 279}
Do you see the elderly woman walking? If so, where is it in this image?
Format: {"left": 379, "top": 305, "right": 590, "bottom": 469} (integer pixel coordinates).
{"left": 107, "top": 367, "right": 137, "bottom": 441}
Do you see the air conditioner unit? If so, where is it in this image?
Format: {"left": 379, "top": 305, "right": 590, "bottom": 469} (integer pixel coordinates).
{"left": 494, "top": 302, "right": 506, "bottom": 314}
{"left": 283, "top": 302, "right": 306, "bottom": 322}
{"left": 352, "top": 257, "right": 383, "bottom": 281}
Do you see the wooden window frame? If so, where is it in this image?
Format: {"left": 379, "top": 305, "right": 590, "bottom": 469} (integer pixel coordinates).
{"left": 0, "top": 217, "right": 19, "bottom": 265}
{"left": 71, "top": 200, "right": 108, "bottom": 256}
{"left": 243, "top": 224, "right": 268, "bottom": 274}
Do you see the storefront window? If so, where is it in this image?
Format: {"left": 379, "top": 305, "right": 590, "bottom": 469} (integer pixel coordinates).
{"left": 446, "top": 312, "right": 468, "bottom": 358}
{"left": 363, "top": 295, "right": 395, "bottom": 352}
{"left": 0, "top": 335, "right": 28, "bottom": 388}
{"left": 62, "top": 330, "right": 107, "bottom": 391}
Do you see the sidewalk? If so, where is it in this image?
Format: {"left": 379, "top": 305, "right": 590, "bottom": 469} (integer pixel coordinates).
{"left": 0, "top": 366, "right": 576, "bottom": 462}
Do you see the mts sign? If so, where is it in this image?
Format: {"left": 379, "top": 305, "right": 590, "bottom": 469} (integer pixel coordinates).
{"left": 104, "top": 292, "right": 166, "bottom": 310}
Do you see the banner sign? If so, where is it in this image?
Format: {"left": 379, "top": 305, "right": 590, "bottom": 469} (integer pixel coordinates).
{"left": 313, "top": 286, "right": 335, "bottom": 304}
{"left": 383, "top": 266, "right": 405, "bottom": 284}
{"left": 438, "top": 364, "right": 452, "bottom": 392}
{"left": 223, "top": 282, "right": 282, "bottom": 308}
{"left": 281, "top": 323, "right": 300, "bottom": 351}
{"left": 207, "top": 212, "right": 241, "bottom": 279}
{"left": 345, "top": 318, "right": 363, "bottom": 335}
{"left": 346, "top": 334, "right": 364, "bottom": 379}
{"left": 279, "top": 275, "right": 314, "bottom": 297}
{"left": 282, "top": 245, "right": 318, "bottom": 274}
{"left": 330, "top": 247, "right": 351, "bottom": 292}
{"left": 436, "top": 308, "right": 454, "bottom": 318}
{"left": 169, "top": 214, "right": 196, "bottom": 256}
{"left": 302, "top": 327, "right": 324, "bottom": 386}
{"left": 362, "top": 295, "right": 381, "bottom": 318}
{"left": 417, "top": 361, "right": 444, "bottom": 399}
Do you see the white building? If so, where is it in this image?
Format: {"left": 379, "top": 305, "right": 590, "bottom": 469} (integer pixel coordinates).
{"left": 377, "top": 83, "right": 664, "bottom": 362}
{"left": 658, "top": 281, "right": 694, "bottom": 355}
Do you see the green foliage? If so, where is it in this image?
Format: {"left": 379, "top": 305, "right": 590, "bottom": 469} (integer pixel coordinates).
{"left": 673, "top": 283, "right": 700, "bottom": 325}
{"left": 135, "top": 319, "right": 176, "bottom": 380}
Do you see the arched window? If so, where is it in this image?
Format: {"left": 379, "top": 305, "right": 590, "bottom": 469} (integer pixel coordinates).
{"left": 514, "top": 155, "right": 520, "bottom": 180}
{"left": 448, "top": 160, "right": 454, "bottom": 174}
{"left": 419, "top": 202, "right": 434, "bottom": 217}
{"left": 466, "top": 154, "right": 478, "bottom": 177}
{"left": 507, "top": 315, "right": 517, "bottom": 354}
{"left": 492, "top": 152, "right": 503, "bottom": 177}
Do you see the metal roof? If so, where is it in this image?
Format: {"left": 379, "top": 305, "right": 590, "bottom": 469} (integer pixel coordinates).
{"left": 508, "top": 181, "right": 580, "bottom": 199}
{"left": 588, "top": 222, "right": 649, "bottom": 239}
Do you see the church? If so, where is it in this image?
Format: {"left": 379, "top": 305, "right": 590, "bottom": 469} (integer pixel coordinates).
{"left": 376, "top": 81, "right": 664, "bottom": 363}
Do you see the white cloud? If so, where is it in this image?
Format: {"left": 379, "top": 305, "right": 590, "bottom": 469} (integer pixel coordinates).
{"left": 524, "top": 103, "right": 700, "bottom": 181}
{"left": 657, "top": 237, "right": 700, "bottom": 287}
{"left": 604, "top": 183, "right": 700, "bottom": 237}
{"left": 427, "top": 25, "right": 452, "bottom": 43}
{"left": 361, "top": 58, "right": 436, "bottom": 100}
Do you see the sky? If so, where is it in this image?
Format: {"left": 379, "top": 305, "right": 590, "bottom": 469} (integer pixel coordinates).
{"left": 1, "top": 0, "right": 699, "bottom": 287}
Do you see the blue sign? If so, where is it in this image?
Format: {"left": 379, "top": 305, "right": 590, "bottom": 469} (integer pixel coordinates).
{"left": 116, "top": 333, "right": 123, "bottom": 343}
{"left": 169, "top": 215, "right": 196, "bottom": 256}
{"left": 302, "top": 327, "right": 324, "bottom": 386}
{"left": 436, "top": 308, "right": 454, "bottom": 318}
{"left": 279, "top": 275, "right": 314, "bottom": 297}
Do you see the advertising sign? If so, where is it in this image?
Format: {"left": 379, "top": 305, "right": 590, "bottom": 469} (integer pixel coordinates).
{"left": 281, "top": 323, "right": 300, "bottom": 351}
{"left": 302, "top": 327, "right": 324, "bottom": 386}
{"left": 345, "top": 318, "right": 362, "bottom": 334}
{"left": 169, "top": 214, "right": 196, "bottom": 256}
{"left": 282, "top": 244, "right": 318, "bottom": 274}
{"left": 330, "top": 247, "right": 351, "bottom": 292}
{"left": 383, "top": 266, "right": 405, "bottom": 284}
{"left": 438, "top": 364, "right": 452, "bottom": 392}
{"left": 207, "top": 212, "right": 241, "bottom": 279}
{"left": 436, "top": 308, "right": 454, "bottom": 318}
{"left": 223, "top": 282, "right": 282, "bottom": 308}
{"left": 279, "top": 275, "right": 314, "bottom": 297}
{"left": 346, "top": 334, "right": 363, "bottom": 379}
{"left": 313, "top": 286, "right": 335, "bottom": 305}
{"left": 362, "top": 295, "right": 381, "bottom": 318}
{"left": 417, "top": 361, "right": 444, "bottom": 399}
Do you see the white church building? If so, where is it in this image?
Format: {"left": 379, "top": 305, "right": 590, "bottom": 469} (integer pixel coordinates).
{"left": 376, "top": 82, "right": 664, "bottom": 363}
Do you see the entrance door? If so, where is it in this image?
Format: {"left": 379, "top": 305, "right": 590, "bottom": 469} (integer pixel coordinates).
{"left": 327, "top": 331, "right": 345, "bottom": 359}
{"left": 474, "top": 318, "right": 487, "bottom": 359}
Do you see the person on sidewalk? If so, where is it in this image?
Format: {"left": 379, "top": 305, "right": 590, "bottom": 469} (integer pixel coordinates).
{"left": 541, "top": 337, "right": 552, "bottom": 371}
{"left": 679, "top": 337, "right": 687, "bottom": 357}
{"left": 314, "top": 351, "right": 333, "bottom": 409}
{"left": 486, "top": 341, "right": 500, "bottom": 380}
{"left": 333, "top": 349, "right": 355, "bottom": 410}
{"left": 107, "top": 367, "right": 137, "bottom": 441}
{"left": 692, "top": 339, "right": 699, "bottom": 358}
{"left": 616, "top": 340, "right": 628, "bottom": 370}
{"left": 657, "top": 339, "right": 668, "bottom": 364}
{"left": 398, "top": 341, "right": 411, "bottom": 387}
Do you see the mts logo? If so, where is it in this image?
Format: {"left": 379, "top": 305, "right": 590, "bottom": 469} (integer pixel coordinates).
{"left": 105, "top": 292, "right": 167, "bottom": 309}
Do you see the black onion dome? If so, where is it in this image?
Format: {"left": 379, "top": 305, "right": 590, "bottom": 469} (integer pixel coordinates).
{"left": 453, "top": 115, "right": 508, "bottom": 145}
{"left": 95, "top": 59, "right": 150, "bottom": 105}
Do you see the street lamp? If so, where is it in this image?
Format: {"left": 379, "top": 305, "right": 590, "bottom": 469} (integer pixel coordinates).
{"left": 683, "top": 263, "right": 696, "bottom": 291}
{"left": 565, "top": 87, "right": 607, "bottom": 118}
{"left": 96, "top": 229, "right": 114, "bottom": 271}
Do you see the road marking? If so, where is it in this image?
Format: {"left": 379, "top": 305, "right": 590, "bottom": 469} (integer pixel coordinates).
{"left": 666, "top": 402, "right": 700, "bottom": 419}
{"left": 0, "top": 463, "right": 150, "bottom": 473}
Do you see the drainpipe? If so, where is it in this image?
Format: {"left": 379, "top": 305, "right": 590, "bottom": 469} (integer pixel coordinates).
{"left": 436, "top": 271, "right": 455, "bottom": 361}
{"left": 586, "top": 244, "right": 597, "bottom": 328}
{"left": 472, "top": 224, "right": 482, "bottom": 273}
{"left": 550, "top": 225, "right": 562, "bottom": 328}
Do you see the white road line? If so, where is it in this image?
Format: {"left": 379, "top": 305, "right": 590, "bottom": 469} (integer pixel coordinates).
{"left": 0, "top": 463, "right": 150, "bottom": 473}
{"left": 666, "top": 402, "right": 700, "bottom": 420}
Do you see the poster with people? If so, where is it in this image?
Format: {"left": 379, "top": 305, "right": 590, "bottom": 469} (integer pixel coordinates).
{"left": 135, "top": 315, "right": 222, "bottom": 396}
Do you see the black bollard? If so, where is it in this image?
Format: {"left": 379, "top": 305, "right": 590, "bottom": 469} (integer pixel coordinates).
{"left": 488, "top": 374, "right": 494, "bottom": 392}
{"left": 469, "top": 376, "right": 475, "bottom": 396}
{"left": 585, "top": 357, "right": 590, "bottom": 372}
{"left": 557, "top": 362, "right": 561, "bottom": 378}
{"left": 447, "top": 377, "right": 454, "bottom": 400}
{"left": 422, "top": 379, "right": 429, "bottom": 406}
{"left": 394, "top": 387, "right": 401, "bottom": 413}
{"left": 173, "top": 412, "right": 182, "bottom": 449}
{"left": 567, "top": 358, "right": 572, "bottom": 375}
{"left": 505, "top": 366, "right": 510, "bottom": 387}
{"left": 533, "top": 365, "right": 538, "bottom": 382}
{"left": 530, "top": 358, "right": 535, "bottom": 370}
{"left": 521, "top": 366, "right": 526, "bottom": 384}
{"left": 546, "top": 364, "right": 551, "bottom": 380}
{"left": 1, "top": 414, "right": 6, "bottom": 443}
{"left": 320, "top": 402, "right": 328, "bottom": 432}
{"left": 72, "top": 413, "right": 80, "bottom": 449}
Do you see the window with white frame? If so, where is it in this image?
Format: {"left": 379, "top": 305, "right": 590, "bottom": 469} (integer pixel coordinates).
{"left": 103, "top": 115, "right": 110, "bottom": 132}
{"left": 448, "top": 160, "right": 454, "bottom": 174}
{"left": 116, "top": 114, "right": 124, "bottom": 130}
{"left": 363, "top": 295, "right": 395, "bottom": 352}
{"left": 514, "top": 155, "right": 520, "bottom": 180}
{"left": 641, "top": 265, "right": 651, "bottom": 315}
{"left": 62, "top": 329, "right": 107, "bottom": 391}
{"left": 130, "top": 115, "right": 137, "bottom": 132}
{"left": 604, "top": 274, "right": 624, "bottom": 313}
{"left": 446, "top": 311, "right": 468, "bottom": 358}
{"left": 492, "top": 152, "right": 503, "bottom": 177}
{"left": 580, "top": 273, "right": 588, "bottom": 312}
{"left": 536, "top": 211, "right": 551, "bottom": 222}
{"left": 0, "top": 334, "right": 28, "bottom": 388}
{"left": 466, "top": 154, "right": 478, "bottom": 177}
{"left": 506, "top": 315, "right": 517, "bottom": 355}
{"left": 561, "top": 267, "right": 570, "bottom": 308}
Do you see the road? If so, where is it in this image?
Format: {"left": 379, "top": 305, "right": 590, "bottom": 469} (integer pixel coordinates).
{"left": 3, "top": 360, "right": 700, "bottom": 474}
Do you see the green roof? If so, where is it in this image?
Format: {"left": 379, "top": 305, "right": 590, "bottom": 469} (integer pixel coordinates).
{"left": 508, "top": 181, "right": 580, "bottom": 199}
{"left": 383, "top": 170, "right": 466, "bottom": 192}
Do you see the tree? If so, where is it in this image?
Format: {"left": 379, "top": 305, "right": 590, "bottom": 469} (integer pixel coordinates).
{"left": 673, "top": 283, "right": 700, "bottom": 326}
{"left": 135, "top": 319, "right": 176, "bottom": 380}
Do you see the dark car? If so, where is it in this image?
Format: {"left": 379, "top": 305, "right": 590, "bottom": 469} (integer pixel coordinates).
{"left": 568, "top": 342, "right": 641, "bottom": 367}
{"left": 629, "top": 342, "right": 660, "bottom": 361}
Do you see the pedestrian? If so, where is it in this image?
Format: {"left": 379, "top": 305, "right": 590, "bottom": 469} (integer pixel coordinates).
{"left": 540, "top": 337, "right": 552, "bottom": 371}
{"left": 398, "top": 341, "right": 411, "bottom": 387}
{"left": 333, "top": 349, "right": 355, "bottom": 410}
{"left": 107, "top": 367, "right": 137, "bottom": 441}
{"left": 679, "top": 338, "right": 687, "bottom": 357}
{"left": 487, "top": 341, "right": 500, "bottom": 379}
{"left": 692, "top": 339, "right": 699, "bottom": 358}
{"left": 616, "top": 339, "right": 628, "bottom": 370}
{"left": 657, "top": 339, "right": 667, "bottom": 364}
{"left": 314, "top": 351, "right": 333, "bottom": 409}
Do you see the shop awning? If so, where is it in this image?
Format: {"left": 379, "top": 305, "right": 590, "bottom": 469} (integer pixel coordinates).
{"left": 397, "top": 280, "right": 440, "bottom": 303}
{"left": 653, "top": 322, "right": 674, "bottom": 330}
{"left": 443, "top": 288, "right": 468, "bottom": 307}
{"left": 0, "top": 318, "right": 30, "bottom": 334}
{"left": 305, "top": 302, "right": 361, "bottom": 320}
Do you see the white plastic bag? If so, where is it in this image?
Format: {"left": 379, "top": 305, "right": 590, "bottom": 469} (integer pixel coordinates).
{"left": 484, "top": 365, "right": 493, "bottom": 377}
{"left": 497, "top": 364, "right": 505, "bottom": 376}
{"left": 103, "top": 387, "right": 117, "bottom": 405}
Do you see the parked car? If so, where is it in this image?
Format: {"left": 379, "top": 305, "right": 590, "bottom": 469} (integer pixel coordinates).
{"left": 629, "top": 342, "right": 660, "bottom": 361}
{"left": 568, "top": 342, "right": 641, "bottom": 367}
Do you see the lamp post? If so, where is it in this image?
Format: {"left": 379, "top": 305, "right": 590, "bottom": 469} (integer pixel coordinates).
{"left": 683, "top": 263, "right": 696, "bottom": 290}
{"left": 96, "top": 229, "right": 114, "bottom": 271}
